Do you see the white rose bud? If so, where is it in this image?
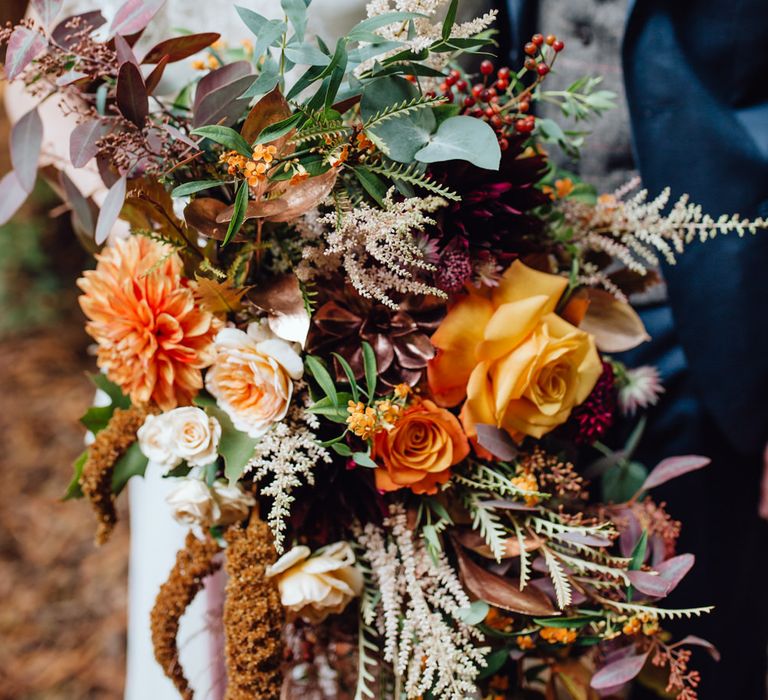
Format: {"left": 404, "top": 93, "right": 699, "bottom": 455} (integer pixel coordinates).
{"left": 137, "top": 413, "right": 178, "bottom": 470}
{"left": 165, "top": 478, "right": 220, "bottom": 526}
{"left": 210, "top": 480, "right": 255, "bottom": 526}
{"left": 165, "top": 407, "right": 221, "bottom": 467}
{"left": 265, "top": 542, "right": 363, "bottom": 623}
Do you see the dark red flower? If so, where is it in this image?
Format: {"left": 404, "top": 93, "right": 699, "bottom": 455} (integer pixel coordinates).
{"left": 570, "top": 361, "right": 617, "bottom": 445}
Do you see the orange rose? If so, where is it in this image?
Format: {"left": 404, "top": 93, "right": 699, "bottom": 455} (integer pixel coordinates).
{"left": 428, "top": 260, "right": 602, "bottom": 445}
{"left": 372, "top": 399, "right": 469, "bottom": 495}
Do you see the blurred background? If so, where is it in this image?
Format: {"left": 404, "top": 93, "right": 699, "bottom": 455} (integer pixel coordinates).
{"left": 0, "top": 2, "right": 128, "bottom": 698}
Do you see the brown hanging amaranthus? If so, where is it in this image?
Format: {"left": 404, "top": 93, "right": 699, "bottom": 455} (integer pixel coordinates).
{"left": 150, "top": 531, "right": 222, "bottom": 700}
{"left": 79, "top": 403, "right": 154, "bottom": 544}
{"left": 223, "top": 513, "right": 285, "bottom": 700}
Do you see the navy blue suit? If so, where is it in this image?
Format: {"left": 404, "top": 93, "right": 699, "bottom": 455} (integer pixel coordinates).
{"left": 502, "top": 1, "right": 768, "bottom": 696}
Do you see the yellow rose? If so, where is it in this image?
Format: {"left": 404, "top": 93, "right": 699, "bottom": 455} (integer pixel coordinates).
{"left": 265, "top": 542, "right": 363, "bottom": 623}
{"left": 428, "top": 260, "right": 602, "bottom": 444}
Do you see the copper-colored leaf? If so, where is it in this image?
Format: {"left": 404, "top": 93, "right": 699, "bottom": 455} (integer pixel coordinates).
{"left": 561, "top": 288, "right": 590, "bottom": 326}
{"left": 184, "top": 198, "right": 247, "bottom": 242}
{"left": 194, "top": 276, "right": 247, "bottom": 315}
{"left": 454, "top": 541, "right": 556, "bottom": 616}
{"left": 142, "top": 32, "right": 221, "bottom": 64}
{"left": 266, "top": 169, "right": 337, "bottom": 223}
{"left": 579, "top": 288, "right": 650, "bottom": 352}
{"left": 454, "top": 528, "right": 540, "bottom": 560}
{"left": 247, "top": 273, "right": 310, "bottom": 346}
{"left": 553, "top": 658, "right": 600, "bottom": 700}
{"left": 241, "top": 86, "right": 293, "bottom": 146}
{"left": 215, "top": 198, "right": 288, "bottom": 223}
{"left": 123, "top": 178, "right": 188, "bottom": 242}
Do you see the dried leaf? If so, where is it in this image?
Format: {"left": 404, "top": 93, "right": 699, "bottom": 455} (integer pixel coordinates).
{"left": 590, "top": 650, "right": 649, "bottom": 690}
{"left": 144, "top": 55, "right": 170, "bottom": 94}
{"left": 194, "top": 276, "right": 247, "bottom": 315}
{"left": 240, "top": 86, "right": 294, "bottom": 149}
{"left": 10, "top": 108, "right": 43, "bottom": 193}
{"left": 142, "top": 32, "right": 220, "bottom": 64}
{"left": 116, "top": 62, "right": 148, "bottom": 127}
{"left": 5, "top": 26, "right": 48, "bottom": 81}
{"left": 0, "top": 171, "right": 29, "bottom": 226}
{"left": 122, "top": 178, "right": 190, "bottom": 246}
{"left": 454, "top": 528, "right": 539, "bottom": 559}
{"left": 640, "top": 455, "right": 710, "bottom": 492}
{"left": 453, "top": 541, "right": 556, "bottom": 616}
{"left": 579, "top": 288, "right": 650, "bottom": 352}
{"left": 109, "top": 0, "right": 165, "bottom": 37}
{"left": 215, "top": 198, "right": 288, "bottom": 223}
{"left": 266, "top": 169, "right": 337, "bottom": 222}
{"left": 52, "top": 11, "right": 105, "bottom": 50}
{"left": 95, "top": 175, "right": 127, "bottom": 245}
{"left": 184, "top": 198, "right": 247, "bottom": 242}
{"left": 247, "top": 274, "right": 310, "bottom": 346}
{"left": 475, "top": 424, "right": 518, "bottom": 461}
{"left": 70, "top": 118, "right": 111, "bottom": 168}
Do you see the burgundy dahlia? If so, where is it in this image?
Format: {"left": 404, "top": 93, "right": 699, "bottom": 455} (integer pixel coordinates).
{"left": 431, "top": 138, "right": 549, "bottom": 256}
{"left": 571, "top": 361, "right": 617, "bottom": 445}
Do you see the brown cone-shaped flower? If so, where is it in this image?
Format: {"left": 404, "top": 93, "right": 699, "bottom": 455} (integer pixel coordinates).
{"left": 306, "top": 281, "right": 444, "bottom": 389}
{"left": 224, "top": 513, "right": 284, "bottom": 700}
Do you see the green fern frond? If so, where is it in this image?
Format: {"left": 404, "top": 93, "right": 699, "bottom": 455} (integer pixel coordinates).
{"left": 464, "top": 492, "right": 508, "bottom": 562}
{"left": 363, "top": 95, "right": 445, "bottom": 131}
{"left": 555, "top": 551, "right": 630, "bottom": 585}
{"left": 199, "top": 258, "right": 228, "bottom": 279}
{"left": 291, "top": 123, "right": 351, "bottom": 146}
{"left": 366, "top": 160, "right": 461, "bottom": 201}
{"left": 513, "top": 520, "right": 530, "bottom": 590}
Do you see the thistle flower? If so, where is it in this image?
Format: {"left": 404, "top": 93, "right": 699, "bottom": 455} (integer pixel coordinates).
{"left": 619, "top": 365, "right": 665, "bottom": 416}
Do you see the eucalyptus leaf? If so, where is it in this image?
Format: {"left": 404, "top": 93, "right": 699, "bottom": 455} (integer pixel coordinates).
{"left": 353, "top": 451, "right": 378, "bottom": 469}
{"left": 415, "top": 115, "right": 500, "bottom": 170}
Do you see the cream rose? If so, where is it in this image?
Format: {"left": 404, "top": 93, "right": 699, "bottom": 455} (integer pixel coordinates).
{"left": 165, "top": 478, "right": 219, "bottom": 526}
{"left": 137, "top": 407, "right": 221, "bottom": 470}
{"left": 210, "top": 480, "right": 256, "bottom": 526}
{"left": 266, "top": 542, "right": 363, "bottom": 623}
{"left": 205, "top": 321, "right": 304, "bottom": 438}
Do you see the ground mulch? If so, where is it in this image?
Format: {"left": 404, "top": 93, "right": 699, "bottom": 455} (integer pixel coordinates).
{"left": 0, "top": 325, "right": 127, "bottom": 700}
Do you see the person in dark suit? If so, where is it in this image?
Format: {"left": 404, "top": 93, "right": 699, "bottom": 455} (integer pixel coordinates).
{"left": 500, "top": 1, "right": 768, "bottom": 697}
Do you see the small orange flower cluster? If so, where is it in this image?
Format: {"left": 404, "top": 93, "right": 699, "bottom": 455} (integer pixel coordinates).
{"left": 516, "top": 634, "right": 536, "bottom": 650}
{"left": 221, "top": 145, "right": 278, "bottom": 186}
{"left": 484, "top": 607, "right": 515, "bottom": 633}
{"left": 192, "top": 55, "right": 220, "bottom": 71}
{"left": 355, "top": 131, "right": 376, "bottom": 153}
{"left": 622, "top": 613, "right": 659, "bottom": 637}
{"left": 540, "top": 626, "right": 578, "bottom": 645}
{"left": 510, "top": 471, "right": 541, "bottom": 506}
{"left": 346, "top": 401, "right": 378, "bottom": 440}
{"left": 328, "top": 144, "right": 349, "bottom": 168}
{"left": 542, "top": 177, "right": 574, "bottom": 200}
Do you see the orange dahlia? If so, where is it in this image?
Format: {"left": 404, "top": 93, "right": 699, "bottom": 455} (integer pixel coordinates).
{"left": 78, "top": 237, "right": 217, "bottom": 410}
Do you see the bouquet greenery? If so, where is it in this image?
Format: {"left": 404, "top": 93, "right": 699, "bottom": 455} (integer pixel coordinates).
{"left": 3, "top": 0, "right": 765, "bottom": 697}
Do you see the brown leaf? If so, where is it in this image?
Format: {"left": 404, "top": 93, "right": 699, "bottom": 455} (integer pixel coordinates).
{"left": 247, "top": 274, "right": 310, "bottom": 346}
{"left": 241, "top": 86, "right": 294, "bottom": 146}
{"left": 122, "top": 178, "right": 190, "bottom": 244}
{"left": 578, "top": 288, "right": 650, "bottom": 352}
{"left": 454, "top": 528, "right": 540, "bottom": 559}
{"left": 453, "top": 540, "right": 556, "bottom": 616}
{"left": 193, "top": 276, "right": 248, "bottom": 315}
{"left": 552, "top": 658, "right": 600, "bottom": 700}
{"left": 184, "top": 198, "right": 247, "bottom": 242}
{"left": 215, "top": 198, "right": 288, "bottom": 223}
{"left": 266, "top": 169, "right": 337, "bottom": 223}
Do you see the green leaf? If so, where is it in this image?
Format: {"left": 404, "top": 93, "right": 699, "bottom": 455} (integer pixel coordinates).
{"left": 353, "top": 166, "right": 388, "bottom": 206}
{"left": 309, "top": 393, "right": 354, "bottom": 423}
{"left": 331, "top": 442, "right": 353, "bottom": 457}
{"left": 252, "top": 112, "right": 302, "bottom": 145}
{"left": 331, "top": 352, "right": 360, "bottom": 402}
{"left": 171, "top": 180, "right": 225, "bottom": 198}
{"left": 360, "top": 76, "right": 435, "bottom": 163}
{"left": 223, "top": 180, "right": 248, "bottom": 245}
{"left": 602, "top": 460, "right": 647, "bottom": 503}
{"left": 281, "top": 0, "right": 308, "bottom": 42}
{"left": 252, "top": 19, "right": 286, "bottom": 63}
{"left": 414, "top": 115, "right": 500, "bottom": 170}
{"left": 235, "top": 6, "right": 268, "bottom": 36}
{"left": 283, "top": 44, "right": 330, "bottom": 66}
{"left": 191, "top": 125, "right": 252, "bottom": 157}
{"left": 532, "top": 614, "right": 602, "bottom": 629}
{"left": 241, "top": 54, "right": 280, "bottom": 99}
{"left": 285, "top": 63, "right": 326, "bottom": 100}
{"left": 112, "top": 441, "right": 149, "bottom": 495}
{"left": 88, "top": 373, "right": 126, "bottom": 407}
{"left": 361, "top": 341, "right": 377, "bottom": 401}
{"left": 204, "top": 404, "right": 259, "bottom": 484}
{"left": 455, "top": 600, "right": 489, "bottom": 625}
{"left": 477, "top": 648, "right": 509, "bottom": 680}
{"left": 353, "top": 451, "right": 378, "bottom": 468}
{"left": 64, "top": 450, "right": 87, "bottom": 500}
{"left": 80, "top": 404, "right": 115, "bottom": 434}
{"left": 305, "top": 355, "right": 338, "bottom": 405}
{"left": 323, "top": 41, "right": 348, "bottom": 108}
{"left": 441, "top": 0, "right": 458, "bottom": 40}
{"left": 347, "top": 11, "right": 425, "bottom": 41}
{"left": 629, "top": 529, "right": 648, "bottom": 571}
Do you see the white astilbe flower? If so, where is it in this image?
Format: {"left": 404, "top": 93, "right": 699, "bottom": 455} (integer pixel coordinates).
{"left": 360, "top": 0, "right": 497, "bottom": 77}
{"left": 558, "top": 178, "right": 768, "bottom": 297}
{"left": 356, "top": 505, "right": 488, "bottom": 699}
{"left": 245, "top": 389, "right": 331, "bottom": 552}
{"left": 302, "top": 191, "right": 449, "bottom": 309}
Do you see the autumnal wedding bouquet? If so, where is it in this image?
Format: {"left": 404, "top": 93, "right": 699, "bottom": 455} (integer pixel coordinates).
{"left": 2, "top": 0, "right": 766, "bottom": 697}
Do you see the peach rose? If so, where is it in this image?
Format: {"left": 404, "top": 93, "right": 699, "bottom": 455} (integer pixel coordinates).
{"left": 372, "top": 398, "right": 469, "bottom": 495}
{"left": 205, "top": 321, "right": 303, "bottom": 438}
{"left": 428, "top": 260, "right": 602, "bottom": 444}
